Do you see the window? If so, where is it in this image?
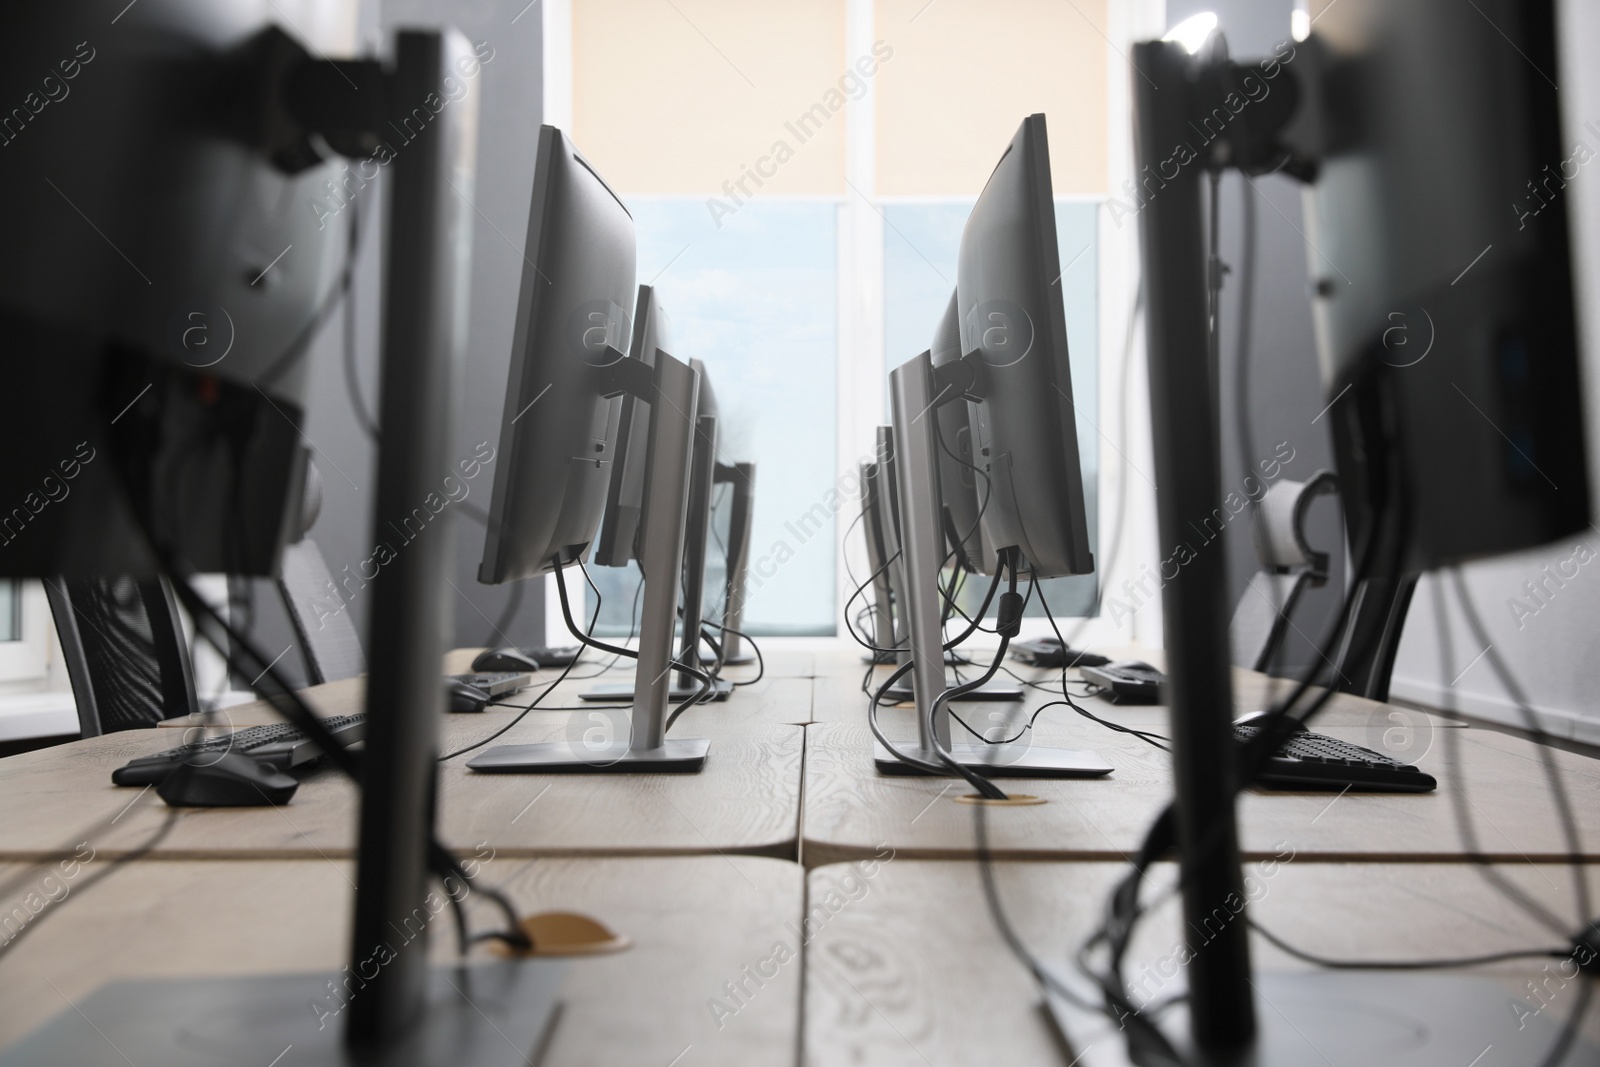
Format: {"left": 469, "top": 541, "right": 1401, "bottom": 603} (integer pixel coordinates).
{"left": 552, "top": 0, "right": 1120, "bottom": 637}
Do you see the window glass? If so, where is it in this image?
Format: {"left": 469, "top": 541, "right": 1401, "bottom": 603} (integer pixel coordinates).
{"left": 587, "top": 199, "right": 839, "bottom": 637}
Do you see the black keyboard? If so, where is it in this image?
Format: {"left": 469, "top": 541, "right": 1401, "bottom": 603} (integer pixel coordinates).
{"left": 1235, "top": 720, "right": 1437, "bottom": 793}
{"left": 112, "top": 714, "right": 367, "bottom": 787}
{"left": 449, "top": 671, "right": 532, "bottom": 698}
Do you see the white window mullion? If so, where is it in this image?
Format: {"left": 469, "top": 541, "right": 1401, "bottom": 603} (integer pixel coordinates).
{"left": 837, "top": 0, "right": 885, "bottom": 640}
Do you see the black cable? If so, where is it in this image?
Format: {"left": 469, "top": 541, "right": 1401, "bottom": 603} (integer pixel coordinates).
{"left": 439, "top": 588, "right": 602, "bottom": 762}
{"left": 1060, "top": 452, "right": 1394, "bottom": 1050}
{"left": 942, "top": 562, "right": 1006, "bottom": 648}
{"left": 923, "top": 551, "right": 1028, "bottom": 801}
{"left": 865, "top": 659, "right": 948, "bottom": 777}
{"left": 702, "top": 618, "right": 764, "bottom": 687}
{"left": 1032, "top": 579, "right": 1170, "bottom": 751}
{"left": 553, "top": 555, "right": 635, "bottom": 659}
{"left": 566, "top": 574, "right": 645, "bottom": 681}
{"left": 842, "top": 549, "right": 908, "bottom": 655}
{"left": 1246, "top": 916, "right": 1571, "bottom": 971}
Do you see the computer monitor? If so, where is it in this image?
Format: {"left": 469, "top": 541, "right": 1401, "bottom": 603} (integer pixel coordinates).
{"left": 0, "top": 16, "right": 337, "bottom": 578}
{"left": 471, "top": 126, "right": 711, "bottom": 772}
{"left": 582, "top": 357, "right": 734, "bottom": 702}
{"left": 1310, "top": 0, "right": 1587, "bottom": 704}
{"left": 593, "top": 284, "right": 669, "bottom": 568}
{"left": 930, "top": 289, "right": 997, "bottom": 576}
{"left": 874, "top": 115, "right": 1107, "bottom": 779}
{"left": 1049, "top": 7, "right": 1595, "bottom": 1063}
{"left": 956, "top": 114, "right": 1094, "bottom": 581}
{"left": 5, "top": 22, "right": 572, "bottom": 1064}
{"left": 477, "top": 126, "right": 638, "bottom": 585}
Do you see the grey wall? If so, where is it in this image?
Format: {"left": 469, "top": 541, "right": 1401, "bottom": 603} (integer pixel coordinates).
{"left": 281, "top": 0, "right": 547, "bottom": 678}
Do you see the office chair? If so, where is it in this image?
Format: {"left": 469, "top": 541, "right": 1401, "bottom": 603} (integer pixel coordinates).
{"left": 275, "top": 462, "right": 366, "bottom": 684}
{"left": 46, "top": 575, "right": 200, "bottom": 736}
{"left": 1229, "top": 471, "right": 1339, "bottom": 674}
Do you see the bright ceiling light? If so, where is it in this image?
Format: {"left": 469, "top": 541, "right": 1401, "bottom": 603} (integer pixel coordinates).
{"left": 1291, "top": 9, "right": 1311, "bottom": 42}
{"left": 1162, "top": 12, "right": 1218, "bottom": 55}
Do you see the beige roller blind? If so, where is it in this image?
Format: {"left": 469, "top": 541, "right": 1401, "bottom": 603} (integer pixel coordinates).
{"left": 571, "top": 0, "right": 848, "bottom": 196}
{"left": 875, "top": 0, "right": 1108, "bottom": 196}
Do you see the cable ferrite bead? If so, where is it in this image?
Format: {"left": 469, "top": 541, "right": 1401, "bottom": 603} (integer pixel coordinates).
{"left": 996, "top": 591, "right": 1025, "bottom": 638}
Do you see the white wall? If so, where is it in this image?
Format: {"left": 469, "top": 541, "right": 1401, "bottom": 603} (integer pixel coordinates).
{"left": 1388, "top": 0, "right": 1600, "bottom": 743}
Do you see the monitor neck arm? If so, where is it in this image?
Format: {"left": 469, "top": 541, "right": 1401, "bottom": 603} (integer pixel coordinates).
{"left": 595, "top": 350, "right": 654, "bottom": 401}
{"left": 932, "top": 350, "right": 989, "bottom": 405}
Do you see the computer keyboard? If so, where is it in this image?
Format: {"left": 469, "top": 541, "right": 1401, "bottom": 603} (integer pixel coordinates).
{"left": 112, "top": 714, "right": 367, "bottom": 787}
{"left": 1234, "top": 720, "right": 1437, "bottom": 792}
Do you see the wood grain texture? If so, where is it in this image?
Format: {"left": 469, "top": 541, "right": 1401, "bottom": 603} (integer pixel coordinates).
{"left": 800, "top": 708, "right": 1600, "bottom": 865}
{"left": 0, "top": 856, "right": 802, "bottom": 1066}
{"left": 0, "top": 713, "right": 803, "bottom": 861}
{"left": 803, "top": 858, "right": 1600, "bottom": 1067}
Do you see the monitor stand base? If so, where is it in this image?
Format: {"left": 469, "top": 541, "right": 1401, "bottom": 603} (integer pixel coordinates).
{"left": 0, "top": 962, "right": 565, "bottom": 1066}
{"left": 702, "top": 651, "right": 755, "bottom": 666}
{"left": 873, "top": 739, "right": 1111, "bottom": 778}
{"left": 881, "top": 680, "right": 1023, "bottom": 703}
{"left": 1044, "top": 970, "right": 1595, "bottom": 1066}
{"left": 580, "top": 679, "right": 733, "bottom": 703}
{"left": 467, "top": 737, "right": 711, "bottom": 773}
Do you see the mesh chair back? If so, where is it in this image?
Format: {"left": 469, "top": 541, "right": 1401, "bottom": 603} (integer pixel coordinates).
{"left": 46, "top": 576, "right": 199, "bottom": 736}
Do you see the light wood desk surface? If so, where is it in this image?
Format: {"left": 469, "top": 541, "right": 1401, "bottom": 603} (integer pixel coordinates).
{"left": 0, "top": 693, "right": 804, "bottom": 862}
{"left": 803, "top": 857, "right": 1600, "bottom": 1066}
{"left": 0, "top": 855, "right": 801, "bottom": 1066}
{"left": 164, "top": 646, "right": 815, "bottom": 730}
{"left": 802, "top": 648, "right": 1600, "bottom": 866}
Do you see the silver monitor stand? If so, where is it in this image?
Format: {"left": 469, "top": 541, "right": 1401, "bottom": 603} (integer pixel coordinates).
{"left": 470, "top": 352, "right": 711, "bottom": 772}
{"left": 872, "top": 352, "right": 1110, "bottom": 779}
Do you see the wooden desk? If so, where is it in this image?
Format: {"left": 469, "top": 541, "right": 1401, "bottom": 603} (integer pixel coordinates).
{"left": 167, "top": 649, "right": 814, "bottom": 729}
{"left": 0, "top": 708, "right": 803, "bottom": 861}
{"left": 802, "top": 654, "right": 1599, "bottom": 866}
{"left": 803, "top": 857, "right": 1600, "bottom": 1066}
{"left": 0, "top": 855, "right": 801, "bottom": 1066}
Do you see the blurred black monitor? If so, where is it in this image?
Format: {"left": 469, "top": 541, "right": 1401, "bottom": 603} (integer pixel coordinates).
{"left": 1300, "top": 0, "right": 1587, "bottom": 574}
{"left": 0, "top": 9, "right": 365, "bottom": 577}
{"left": 478, "top": 125, "right": 637, "bottom": 584}
{"left": 956, "top": 114, "right": 1094, "bottom": 580}
{"left": 593, "top": 283, "right": 668, "bottom": 568}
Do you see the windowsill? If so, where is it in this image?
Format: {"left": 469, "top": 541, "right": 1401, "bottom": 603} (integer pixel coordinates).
{"left": 0, "top": 690, "right": 79, "bottom": 742}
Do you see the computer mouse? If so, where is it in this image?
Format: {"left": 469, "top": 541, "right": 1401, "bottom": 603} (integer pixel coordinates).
{"left": 448, "top": 677, "right": 491, "bottom": 713}
{"left": 156, "top": 752, "right": 298, "bottom": 807}
{"left": 526, "top": 646, "right": 580, "bottom": 668}
{"left": 472, "top": 647, "right": 541, "bottom": 673}
{"left": 1110, "top": 660, "right": 1161, "bottom": 675}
